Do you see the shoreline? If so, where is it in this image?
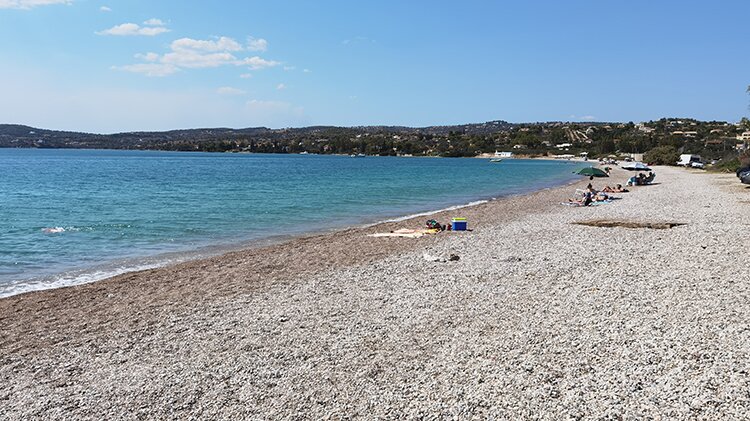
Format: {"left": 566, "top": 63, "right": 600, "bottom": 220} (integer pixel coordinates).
{"left": 1, "top": 167, "right": 585, "bottom": 299}
{"left": 4, "top": 166, "right": 746, "bottom": 418}
{"left": 0, "top": 168, "right": 594, "bottom": 306}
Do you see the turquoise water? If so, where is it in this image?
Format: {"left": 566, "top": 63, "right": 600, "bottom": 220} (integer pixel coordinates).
{"left": 0, "top": 149, "right": 587, "bottom": 297}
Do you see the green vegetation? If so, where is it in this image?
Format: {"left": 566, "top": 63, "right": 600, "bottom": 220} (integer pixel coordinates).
{"left": 1, "top": 117, "right": 748, "bottom": 170}
{"left": 643, "top": 146, "right": 679, "bottom": 165}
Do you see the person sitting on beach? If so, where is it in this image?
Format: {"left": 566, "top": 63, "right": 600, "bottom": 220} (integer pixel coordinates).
{"left": 568, "top": 189, "right": 593, "bottom": 206}
{"left": 582, "top": 191, "right": 594, "bottom": 206}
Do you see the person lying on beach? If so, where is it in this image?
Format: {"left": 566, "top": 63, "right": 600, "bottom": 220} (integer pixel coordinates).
{"left": 602, "top": 184, "right": 628, "bottom": 193}
{"left": 594, "top": 192, "right": 610, "bottom": 201}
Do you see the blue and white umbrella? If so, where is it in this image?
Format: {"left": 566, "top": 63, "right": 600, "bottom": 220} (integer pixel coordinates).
{"left": 622, "top": 161, "right": 651, "bottom": 171}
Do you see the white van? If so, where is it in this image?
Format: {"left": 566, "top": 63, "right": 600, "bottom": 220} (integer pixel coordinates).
{"left": 677, "top": 154, "right": 702, "bottom": 167}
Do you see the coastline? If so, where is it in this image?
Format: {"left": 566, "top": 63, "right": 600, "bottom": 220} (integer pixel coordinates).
{"left": 3, "top": 166, "right": 748, "bottom": 418}
{"left": 0, "top": 162, "right": 584, "bottom": 299}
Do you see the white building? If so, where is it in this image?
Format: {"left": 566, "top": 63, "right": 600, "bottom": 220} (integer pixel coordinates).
{"left": 636, "top": 124, "right": 655, "bottom": 134}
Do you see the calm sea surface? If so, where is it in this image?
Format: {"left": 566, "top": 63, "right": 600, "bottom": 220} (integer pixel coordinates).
{"left": 0, "top": 149, "right": 587, "bottom": 297}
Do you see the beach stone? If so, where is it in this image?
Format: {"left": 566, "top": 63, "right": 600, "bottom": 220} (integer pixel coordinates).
{"left": 1, "top": 166, "right": 749, "bottom": 419}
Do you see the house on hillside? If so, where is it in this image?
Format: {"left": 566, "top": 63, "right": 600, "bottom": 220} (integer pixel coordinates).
{"left": 636, "top": 124, "right": 655, "bottom": 134}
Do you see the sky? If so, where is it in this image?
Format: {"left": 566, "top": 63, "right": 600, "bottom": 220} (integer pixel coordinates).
{"left": 1, "top": 0, "right": 749, "bottom": 133}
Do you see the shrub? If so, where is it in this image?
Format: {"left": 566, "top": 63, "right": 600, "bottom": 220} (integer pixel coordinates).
{"left": 643, "top": 146, "right": 680, "bottom": 165}
{"left": 710, "top": 158, "right": 740, "bottom": 173}
{"left": 741, "top": 151, "right": 750, "bottom": 167}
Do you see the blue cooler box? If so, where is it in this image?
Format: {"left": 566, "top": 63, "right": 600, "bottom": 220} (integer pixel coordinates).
{"left": 451, "top": 217, "right": 467, "bottom": 231}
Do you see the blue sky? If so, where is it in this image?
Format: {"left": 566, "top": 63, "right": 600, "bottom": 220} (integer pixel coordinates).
{"left": 1, "top": 0, "right": 748, "bottom": 133}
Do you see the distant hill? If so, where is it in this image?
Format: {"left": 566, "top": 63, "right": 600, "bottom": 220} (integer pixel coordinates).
{"left": 0, "top": 125, "right": 273, "bottom": 149}
{"left": 3, "top": 118, "right": 742, "bottom": 160}
{"left": 0, "top": 121, "right": 514, "bottom": 151}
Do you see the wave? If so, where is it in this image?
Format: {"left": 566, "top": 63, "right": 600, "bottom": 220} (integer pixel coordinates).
{"left": 376, "top": 199, "right": 490, "bottom": 223}
{"left": 41, "top": 224, "right": 132, "bottom": 234}
{"left": 0, "top": 261, "right": 169, "bottom": 299}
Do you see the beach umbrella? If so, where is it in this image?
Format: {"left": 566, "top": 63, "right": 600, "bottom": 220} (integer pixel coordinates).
{"left": 574, "top": 167, "right": 609, "bottom": 178}
{"left": 622, "top": 162, "right": 651, "bottom": 171}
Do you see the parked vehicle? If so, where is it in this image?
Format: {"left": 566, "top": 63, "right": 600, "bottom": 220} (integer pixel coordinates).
{"left": 677, "top": 154, "right": 702, "bottom": 167}
{"left": 737, "top": 166, "right": 750, "bottom": 185}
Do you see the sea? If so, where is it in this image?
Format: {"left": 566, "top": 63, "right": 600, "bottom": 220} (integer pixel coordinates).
{"left": 0, "top": 149, "right": 588, "bottom": 297}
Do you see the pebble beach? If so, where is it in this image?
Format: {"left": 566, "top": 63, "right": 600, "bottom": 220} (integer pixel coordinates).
{"left": 1, "top": 166, "right": 749, "bottom": 419}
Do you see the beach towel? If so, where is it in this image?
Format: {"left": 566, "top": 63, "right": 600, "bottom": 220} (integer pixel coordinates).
{"left": 367, "top": 228, "right": 440, "bottom": 238}
{"left": 369, "top": 232, "right": 423, "bottom": 238}
{"left": 561, "top": 200, "right": 613, "bottom": 207}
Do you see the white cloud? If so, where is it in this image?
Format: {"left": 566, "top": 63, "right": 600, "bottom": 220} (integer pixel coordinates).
{"left": 241, "top": 56, "right": 279, "bottom": 70}
{"left": 116, "top": 35, "right": 280, "bottom": 77}
{"left": 217, "top": 86, "right": 246, "bottom": 95}
{"left": 283, "top": 66, "right": 295, "bottom": 71}
{"left": 0, "top": 65, "right": 308, "bottom": 132}
{"left": 0, "top": 0, "right": 71, "bottom": 9}
{"left": 303, "top": 68, "right": 311, "bottom": 73}
{"left": 239, "top": 73, "right": 253, "bottom": 78}
{"left": 172, "top": 36, "right": 243, "bottom": 52}
{"left": 569, "top": 114, "right": 596, "bottom": 121}
{"left": 162, "top": 50, "right": 237, "bottom": 68}
{"left": 135, "top": 52, "right": 159, "bottom": 62}
{"left": 99, "top": 5, "right": 111, "bottom": 12}
{"left": 247, "top": 37, "right": 268, "bottom": 52}
{"left": 97, "top": 22, "right": 169, "bottom": 36}
{"left": 112, "top": 63, "right": 179, "bottom": 77}
{"left": 276, "top": 83, "right": 286, "bottom": 90}
{"left": 143, "top": 18, "right": 164, "bottom": 26}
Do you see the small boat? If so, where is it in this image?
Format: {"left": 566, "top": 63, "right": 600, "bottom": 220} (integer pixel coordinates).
{"left": 351, "top": 153, "right": 366, "bottom": 158}
{"left": 489, "top": 158, "right": 503, "bottom": 163}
